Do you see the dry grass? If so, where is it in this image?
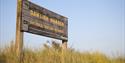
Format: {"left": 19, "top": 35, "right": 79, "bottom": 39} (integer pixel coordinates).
{"left": 0, "top": 41, "right": 125, "bottom": 63}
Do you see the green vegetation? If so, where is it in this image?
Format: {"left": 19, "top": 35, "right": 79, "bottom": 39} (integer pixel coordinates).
{"left": 0, "top": 41, "right": 125, "bottom": 63}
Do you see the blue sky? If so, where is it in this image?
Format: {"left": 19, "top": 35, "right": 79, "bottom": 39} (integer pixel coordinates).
{"left": 0, "top": 0, "right": 125, "bottom": 56}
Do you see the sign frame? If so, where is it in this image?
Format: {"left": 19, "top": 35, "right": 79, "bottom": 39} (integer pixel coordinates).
{"left": 21, "top": 0, "right": 68, "bottom": 40}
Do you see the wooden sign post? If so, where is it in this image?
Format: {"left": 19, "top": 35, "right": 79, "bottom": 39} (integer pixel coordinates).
{"left": 15, "top": 0, "right": 24, "bottom": 63}
{"left": 62, "top": 40, "right": 67, "bottom": 49}
{"left": 15, "top": 0, "right": 68, "bottom": 63}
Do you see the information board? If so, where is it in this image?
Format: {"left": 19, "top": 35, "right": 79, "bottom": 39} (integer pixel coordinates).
{"left": 21, "top": 0, "right": 68, "bottom": 40}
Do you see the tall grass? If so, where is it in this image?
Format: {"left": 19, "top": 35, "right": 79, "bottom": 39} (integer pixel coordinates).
{"left": 0, "top": 41, "right": 125, "bottom": 63}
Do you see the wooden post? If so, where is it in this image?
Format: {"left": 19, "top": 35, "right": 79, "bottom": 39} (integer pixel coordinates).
{"left": 15, "top": 0, "right": 23, "bottom": 63}
{"left": 61, "top": 40, "right": 67, "bottom": 63}
{"left": 62, "top": 40, "right": 67, "bottom": 50}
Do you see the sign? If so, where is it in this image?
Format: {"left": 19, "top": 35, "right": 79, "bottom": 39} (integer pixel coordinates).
{"left": 21, "top": 0, "right": 68, "bottom": 40}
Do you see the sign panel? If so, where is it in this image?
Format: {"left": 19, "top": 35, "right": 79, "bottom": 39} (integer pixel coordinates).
{"left": 21, "top": 0, "right": 68, "bottom": 40}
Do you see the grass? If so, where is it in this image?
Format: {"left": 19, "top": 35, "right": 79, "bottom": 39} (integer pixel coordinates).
{"left": 0, "top": 41, "right": 125, "bottom": 63}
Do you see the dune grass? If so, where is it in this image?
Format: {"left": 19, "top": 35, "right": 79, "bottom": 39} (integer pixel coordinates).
{"left": 0, "top": 41, "right": 125, "bottom": 63}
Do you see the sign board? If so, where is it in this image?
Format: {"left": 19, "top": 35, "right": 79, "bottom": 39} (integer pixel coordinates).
{"left": 21, "top": 0, "right": 68, "bottom": 40}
